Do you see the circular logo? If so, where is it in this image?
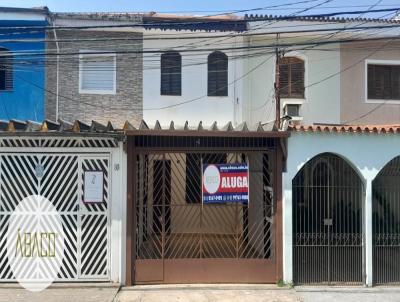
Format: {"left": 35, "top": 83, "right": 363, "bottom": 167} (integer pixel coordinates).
{"left": 6, "top": 195, "right": 64, "bottom": 292}
{"left": 203, "top": 165, "right": 221, "bottom": 194}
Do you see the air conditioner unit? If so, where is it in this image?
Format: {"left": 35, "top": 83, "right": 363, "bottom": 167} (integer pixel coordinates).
{"left": 284, "top": 103, "right": 303, "bottom": 122}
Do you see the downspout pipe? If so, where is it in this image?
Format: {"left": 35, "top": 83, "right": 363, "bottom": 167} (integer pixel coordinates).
{"left": 53, "top": 28, "right": 60, "bottom": 121}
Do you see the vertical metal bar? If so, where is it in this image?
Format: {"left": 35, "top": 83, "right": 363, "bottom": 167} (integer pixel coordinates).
{"left": 200, "top": 155, "right": 203, "bottom": 259}
{"left": 161, "top": 153, "right": 166, "bottom": 279}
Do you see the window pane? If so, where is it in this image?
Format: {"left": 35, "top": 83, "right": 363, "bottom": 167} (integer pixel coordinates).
{"left": 80, "top": 55, "right": 115, "bottom": 92}
{"left": 368, "top": 64, "right": 400, "bottom": 100}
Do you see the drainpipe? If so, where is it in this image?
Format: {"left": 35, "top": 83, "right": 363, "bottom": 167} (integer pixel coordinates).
{"left": 53, "top": 28, "right": 60, "bottom": 121}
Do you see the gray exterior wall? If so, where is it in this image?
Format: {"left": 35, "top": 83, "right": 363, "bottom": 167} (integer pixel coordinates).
{"left": 45, "top": 30, "right": 143, "bottom": 127}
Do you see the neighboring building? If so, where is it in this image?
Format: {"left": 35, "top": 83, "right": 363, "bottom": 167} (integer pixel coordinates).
{"left": 243, "top": 15, "right": 400, "bottom": 126}
{"left": 45, "top": 13, "right": 144, "bottom": 127}
{"left": 0, "top": 119, "right": 126, "bottom": 284}
{"left": 0, "top": 7, "right": 48, "bottom": 121}
{"left": 284, "top": 125, "right": 400, "bottom": 286}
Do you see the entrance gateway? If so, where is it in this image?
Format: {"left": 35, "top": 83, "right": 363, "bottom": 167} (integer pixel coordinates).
{"left": 126, "top": 122, "right": 288, "bottom": 285}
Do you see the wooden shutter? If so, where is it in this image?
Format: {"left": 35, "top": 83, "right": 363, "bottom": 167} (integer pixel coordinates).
{"left": 279, "top": 57, "right": 304, "bottom": 98}
{"left": 368, "top": 64, "right": 400, "bottom": 100}
{"left": 208, "top": 51, "right": 228, "bottom": 96}
{"left": 161, "top": 51, "right": 181, "bottom": 96}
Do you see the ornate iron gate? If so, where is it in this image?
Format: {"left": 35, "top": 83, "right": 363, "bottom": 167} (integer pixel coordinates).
{"left": 0, "top": 153, "right": 110, "bottom": 281}
{"left": 293, "top": 153, "right": 364, "bottom": 284}
{"left": 134, "top": 151, "right": 277, "bottom": 283}
{"left": 373, "top": 156, "right": 400, "bottom": 284}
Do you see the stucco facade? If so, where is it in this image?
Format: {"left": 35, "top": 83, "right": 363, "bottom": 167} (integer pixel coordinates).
{"left": 143, "top": 30, "right": 245, "bottom": 127}
{"left": 340, "top": 40, "right": 400, "bottom": 125}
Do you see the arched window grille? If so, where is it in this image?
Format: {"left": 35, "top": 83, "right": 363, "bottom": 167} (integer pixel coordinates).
{"left": 161, "top": 51, "right": 181, "bottom": 96}
{"left": 207, "top": 51, "right": 228, "bottom": 97}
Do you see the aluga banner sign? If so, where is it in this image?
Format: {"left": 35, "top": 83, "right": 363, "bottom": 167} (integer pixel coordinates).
{"left": 202, "top": 163, "right": 249, "bottom": 204}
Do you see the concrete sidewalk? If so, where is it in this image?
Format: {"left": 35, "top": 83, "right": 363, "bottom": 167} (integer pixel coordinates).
{"left": 115, "top": 284, "right": 299, "bottom": 302}
{"left": 297, "top": 286, "right": 400, "bottom": 302}
{"left": 3, "top": 283, "right": 400, "bottom": 302}
{"left": 0, "top": 283, "right": 120, "bottom": 302}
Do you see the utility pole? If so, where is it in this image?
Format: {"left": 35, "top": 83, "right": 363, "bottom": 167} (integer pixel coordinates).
{"left": 274, "top": 34, "right": 283, "bottom": 130}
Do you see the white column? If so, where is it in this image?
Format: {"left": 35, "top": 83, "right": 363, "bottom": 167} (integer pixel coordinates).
{"left": 283, "top": 172, "right": 293, "bottom": 283}
{"left": 365, "top": 177, "right": 373, "bottom": 286}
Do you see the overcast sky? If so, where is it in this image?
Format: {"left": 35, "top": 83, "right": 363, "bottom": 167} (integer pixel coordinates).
{"left": 0, "top": 0, "right": 399, "bottom": 18}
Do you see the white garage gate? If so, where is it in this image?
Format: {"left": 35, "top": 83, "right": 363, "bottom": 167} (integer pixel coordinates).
{"left": 0, "top": 120, "right": 125, "bottom": 283}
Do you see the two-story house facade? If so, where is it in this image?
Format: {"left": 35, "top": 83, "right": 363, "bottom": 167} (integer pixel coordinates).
{"left": 0, "top": 7, "right": 48, "bottom": 121}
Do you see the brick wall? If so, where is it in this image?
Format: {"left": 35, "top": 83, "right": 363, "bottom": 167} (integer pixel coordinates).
{"left": 45, "top": 30, "right": 143, "bottom": 127}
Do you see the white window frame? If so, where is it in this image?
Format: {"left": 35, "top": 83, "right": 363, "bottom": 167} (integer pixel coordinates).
{"left": 79, "top": 51, "right": 117, "bottom": 95}
{"left": 365, "top": 59, "right": 400, "bottom": 104}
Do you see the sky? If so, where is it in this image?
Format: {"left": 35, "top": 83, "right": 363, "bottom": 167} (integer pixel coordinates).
{"left": 0, "top": 0, "right": 399, "bottom": 18}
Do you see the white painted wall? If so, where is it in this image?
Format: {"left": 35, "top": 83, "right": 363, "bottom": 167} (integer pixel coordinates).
{"left": 242, "top": 35, "right": 341, "bottom": 125}
{"left": 283, "top": 132, "right": 400, "bottom": 285}
{"left": 143, "top": 29, "right": 244, "bottom": 127}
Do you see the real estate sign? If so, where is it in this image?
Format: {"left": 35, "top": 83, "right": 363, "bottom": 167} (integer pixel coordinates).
{"left": 202, "top": 163, "right": 249, "bottom": 204}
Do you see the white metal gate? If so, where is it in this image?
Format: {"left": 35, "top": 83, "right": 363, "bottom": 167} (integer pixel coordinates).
{"left": 0, "top": 152, "right": 111, "bottom": 281}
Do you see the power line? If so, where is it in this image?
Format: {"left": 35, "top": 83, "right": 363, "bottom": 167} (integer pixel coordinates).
{"left": 2, "top": 34, "right": 400, "bottom": 59}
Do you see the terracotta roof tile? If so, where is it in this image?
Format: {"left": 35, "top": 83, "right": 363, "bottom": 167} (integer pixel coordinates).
{"left": 289, "top": 124, "right": 400, "bottom": 133}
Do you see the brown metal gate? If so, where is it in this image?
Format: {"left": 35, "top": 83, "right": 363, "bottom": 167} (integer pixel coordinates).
{"left": 293, "top": 153, "right": 364, "bottom": 284}
{"left": 126, "top": 131, "right": 286, "bottom": 284}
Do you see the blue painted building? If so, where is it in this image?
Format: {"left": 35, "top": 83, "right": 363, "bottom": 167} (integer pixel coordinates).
{"left": 0, "top": 7, "right": 48, "bottom": 121}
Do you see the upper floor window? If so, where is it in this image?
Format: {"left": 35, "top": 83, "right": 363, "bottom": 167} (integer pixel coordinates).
{"left": 208, "top": 51, "right": 228, "bottom": 97}
{"left": 368, "top": 63, "right": 400, "bottom": 100}
{"left": 161, "top": 51, "right": 181, "bottom": 96}
{"left": 279, "top": 57, "right": 305, "bottom": 99}
{"left": 79, "top": 52, "right": 116, "bottom": 94}
{"left": 0, "top": 48, "right": 13, "bottom": 91}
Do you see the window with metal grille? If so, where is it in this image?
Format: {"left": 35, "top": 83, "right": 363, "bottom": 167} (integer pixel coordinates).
{"left": 279, "top": 57, "right": 305, "bottom": 99}
{"left": 79, "top": 52, "right": 116, "bottom": 94}
{"left": 0, "top": 48, "right": 12, "bottom": 91}
{"left": 208, "top": 51, "right": 228, "bottom": 97}
{"left": 185, "top": 153, "right": 227, "bottom": 204}
{"left": 161, "top": 51, "right": 182, "bottom": 96}
{"left": 368, "top": 64, "right": 400, "bottom": 100}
